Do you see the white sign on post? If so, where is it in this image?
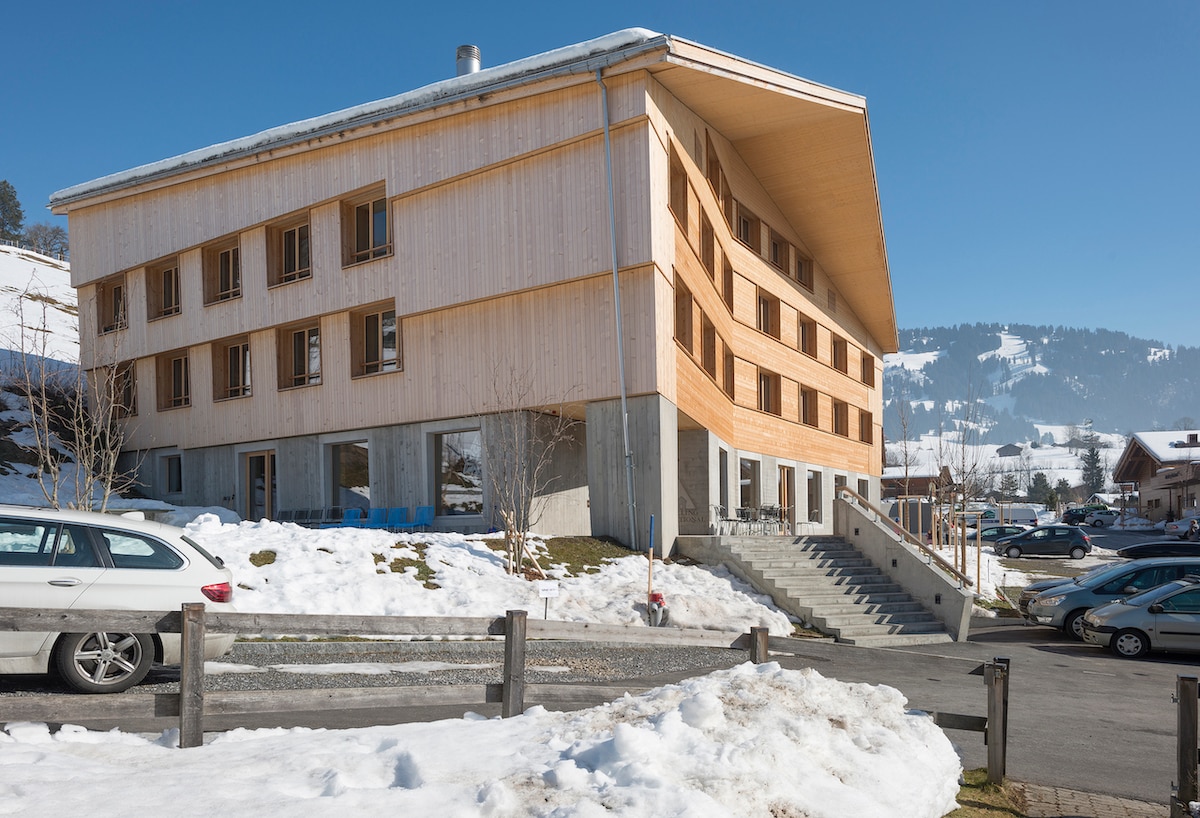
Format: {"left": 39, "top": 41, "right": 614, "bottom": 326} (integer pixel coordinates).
{"left": 538, "top": 581, "right": 560, "bottom": 598}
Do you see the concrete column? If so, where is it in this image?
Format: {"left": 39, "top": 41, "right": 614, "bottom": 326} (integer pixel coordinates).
{"left": 586, "top": 395, "right": 678, "bottom": 555}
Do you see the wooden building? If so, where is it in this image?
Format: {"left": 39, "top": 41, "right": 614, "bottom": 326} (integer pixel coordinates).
{"left": 1113, "top": 431, "right": 1200, "bottom": 521}
{"left": 50, "top": 30, "right": 897, "bottom": 554}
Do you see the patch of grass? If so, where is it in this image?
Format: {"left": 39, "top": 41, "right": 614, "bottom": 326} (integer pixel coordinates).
{"left": 249, "top": 550, "right": 276, "bottom": 567}
{"left": 949, "top": 769, "right": 1026, "bottom": 816}
{"left": 999, "top": 557, "right": 1089, "bottom": 578}
{"left": 376, "top": 542, "right": 440, "bottom": 589}
{"left": 541, "top": 536, "right": 635, "bottom": 576}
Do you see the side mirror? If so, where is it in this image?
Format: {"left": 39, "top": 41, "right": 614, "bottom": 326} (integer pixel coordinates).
{"left": 1122, "top": 586, "right": 1140, "bottom": 595}
{"left": 1148, "top": 604, "right": 1164, "bottom": 614}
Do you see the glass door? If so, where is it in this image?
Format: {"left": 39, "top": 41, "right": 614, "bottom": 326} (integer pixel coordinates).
{"left": 245, "top": 451, "right": 277, "bottom": 521}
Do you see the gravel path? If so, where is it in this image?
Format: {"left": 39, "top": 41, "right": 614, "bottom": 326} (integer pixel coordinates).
{"left": 0, "top": 640, "right": 751, "bottom": 696}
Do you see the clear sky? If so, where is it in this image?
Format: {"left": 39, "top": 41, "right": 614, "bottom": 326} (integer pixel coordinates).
{"left": 6, "top": 1, "right": 1197, "bottom": 347}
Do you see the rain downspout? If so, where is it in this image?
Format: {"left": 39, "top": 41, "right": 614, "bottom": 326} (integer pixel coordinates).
{"left": 596, "top": 68, "right": 639, "bottom": 553}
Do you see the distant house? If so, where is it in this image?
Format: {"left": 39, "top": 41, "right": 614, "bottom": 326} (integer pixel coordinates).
{"left": 881, "top": 465, "right": 953, "bottom": 499}
{"left": 995, "top": 443, "right": 1023, "bottom": 458}
{"left": 49, "top": 30, "right": 896, "bottom": 552}
{"left": 1112, "top": 431, "right": 1200, "bottom": 521}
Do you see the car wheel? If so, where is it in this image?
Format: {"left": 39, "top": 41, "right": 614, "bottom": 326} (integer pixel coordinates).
{"left": 1069, "top": 546, "right": 1087, "bottom": 560}
{"left": 54, "top": 632, "right": 155, "bottom": 693}
{"left": 1063, "top": 609, "right": 1088, "bottom": 641}
{"left": 1111, "top": 629, "right": 1150, "bottom": 659}
{"left": 1091, "top": 520, "right": 1106, "bottom": 528}
{"left": 1005, "top": 545, "right": 1022, "bottom": 558}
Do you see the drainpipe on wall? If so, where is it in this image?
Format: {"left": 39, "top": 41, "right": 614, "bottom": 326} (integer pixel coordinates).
{"left": 596, "top": 68, "right": 639, "bottom": 553}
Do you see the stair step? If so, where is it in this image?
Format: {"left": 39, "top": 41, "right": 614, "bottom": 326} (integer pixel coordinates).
{"left": 760, "top": 565, "right": 881, "bottom": 580}
{"left": 810, "top": 601, "right": 925, "bottom": 616}
{"left": 751, "top": 558, "right": 874, "bottom": 570}
{"left": 813, "top": 611, "right": 940, "bottom": 628}
{"left": 831, "top": 621, "right": 947, "bottom": 637}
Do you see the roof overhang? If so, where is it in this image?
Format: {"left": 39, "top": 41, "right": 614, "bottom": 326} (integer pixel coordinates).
{"left": 49, "top": 30, "right": 896, "bottom": 350}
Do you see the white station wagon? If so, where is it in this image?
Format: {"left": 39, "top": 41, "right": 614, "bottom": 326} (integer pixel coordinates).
{"left": 0, "top": 505, "right": 235, "bottom": 692}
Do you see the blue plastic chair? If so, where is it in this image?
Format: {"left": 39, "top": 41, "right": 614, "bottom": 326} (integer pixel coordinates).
{"left": 361, "top": 508, "right": 389, "bottom": 529}
{"left": 395, "top": 505, "right": 434, "bottom": 532}
{"left": 385, "top": 507, "right": 409, "bottom": 531}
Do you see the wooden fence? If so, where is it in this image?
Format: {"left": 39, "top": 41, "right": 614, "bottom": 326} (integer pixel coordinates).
{"left": 0, "top": 606, "right": 1006, "bottom": 782}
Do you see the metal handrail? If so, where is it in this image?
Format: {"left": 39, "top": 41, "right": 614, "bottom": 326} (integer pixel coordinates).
{"left": 836, "top": 486, "right": 974, "bottom": 588}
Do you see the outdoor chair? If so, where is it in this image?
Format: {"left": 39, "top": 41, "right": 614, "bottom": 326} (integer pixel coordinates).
{"left": 320, "top": 508, "right": 363, "bottom": 528}
{"left": 394, "top": 505, "right": 434, "bottom": 532}
{"left": 385, "top": 507, "right": 409, "bottom": 531}
{"left": 361, "top": 508, "right": 389, "bottom": 529}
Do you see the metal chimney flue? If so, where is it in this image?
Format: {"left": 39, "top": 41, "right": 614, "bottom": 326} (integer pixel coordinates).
{"left": 456, "top": 44, "right": 481, "bottom": 76}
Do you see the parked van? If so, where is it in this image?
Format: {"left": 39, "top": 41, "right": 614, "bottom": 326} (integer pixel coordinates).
{"left": 960, "top": 504, "right": 1040, "bottom": 528}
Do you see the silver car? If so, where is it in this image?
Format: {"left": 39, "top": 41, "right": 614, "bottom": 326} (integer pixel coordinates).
{"left": 0, "top": 505, "right": 236, "bottom": 692}
{"left": 1082, "top": 576, "right": 1200, "bottom": 658}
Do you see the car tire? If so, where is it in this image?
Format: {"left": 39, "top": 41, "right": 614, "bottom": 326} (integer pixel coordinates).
{"left": 1005, "top": 546, "right": 1022, "bottom": 559}
{"left": 1091, "top": 520, "right": 1106, "bottom": 528}
{"left": 1069, "top": 546, "right": 1087, "bottom": 560}
{"left": 1063, "top": 609, "right": 1088, "bottom": 641}
{"left": 54, "top": 632, "right": 155, "bottom": 694}
{"left": 1111, "top": 628, "right": 1150, "bottom": 659}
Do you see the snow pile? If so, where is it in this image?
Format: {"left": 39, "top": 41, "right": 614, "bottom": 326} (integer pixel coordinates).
{"left": 184, "top": 515, "right": 796, "bottom": 636}
{"left": 0, "top": 662, "right": 961, "bottom": 818}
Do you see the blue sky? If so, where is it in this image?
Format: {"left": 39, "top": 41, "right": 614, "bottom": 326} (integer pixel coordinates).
{"left": 7, "top": 1, "right": 1198, "bottom": 347}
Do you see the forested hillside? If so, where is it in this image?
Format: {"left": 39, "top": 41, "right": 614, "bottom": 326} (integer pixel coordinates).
{"left": 884, "top": 323, "right": 1200, "bottom": 442}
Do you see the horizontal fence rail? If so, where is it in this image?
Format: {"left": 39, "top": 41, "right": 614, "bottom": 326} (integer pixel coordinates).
{"left": 0, "top": 606, "right": 1003, "bottom": 780}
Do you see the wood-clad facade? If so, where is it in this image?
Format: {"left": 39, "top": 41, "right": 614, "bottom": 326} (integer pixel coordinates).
{"left": 52, "top": 30, "right": 897, "bottom": 554}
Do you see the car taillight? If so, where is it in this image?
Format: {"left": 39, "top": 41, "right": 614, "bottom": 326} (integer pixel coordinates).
{"left": 202, "top": 582, "right": 233, "bottom": 603}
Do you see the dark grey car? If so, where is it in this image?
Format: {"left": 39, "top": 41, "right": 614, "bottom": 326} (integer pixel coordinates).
{"left": 994, "top": 525, "right": 1091, "bottom": 559}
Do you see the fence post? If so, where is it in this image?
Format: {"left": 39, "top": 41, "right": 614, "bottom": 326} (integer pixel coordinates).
{"left": 1174, "top": 675, "right": 1198, "bottom": 818}
{"left": 179, "top": 603, "right": 207, "bottom": 748}
{"left": 502, "top": 610, "right": 527, "bottom": 718}
{"left": 749, "top": 627, "right": 770, "bottom": 664}
{"left": 985, "top": 659, "right": 1009, "bottom": 785}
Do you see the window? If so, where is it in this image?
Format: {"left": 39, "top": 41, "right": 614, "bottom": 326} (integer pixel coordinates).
{"left": 832, "top": 335, "right": 849, "bottom": 373}
{"left": 270, "top": 219, "right": 311, "bottom": 285}
{"left": 758, "top": 368, "right": 781, "bottom": 415}
{"left": 705, "top": 133, "right": 730, "bottom": 220}
{"left": 701, "top": 316, "right": 717, "bottom": 379}
{"left": 113, "top": 362, "right": 136, "bottom": 418}
{"left": 351, "top": 304, "right": 399, "bottom": 376}
{"left": 164, "top": 455, "right": 183, "bottom": 494}
{"left": 801, "top": 386, "right": 818, "bottom": 427}
{"left": 722, "top": 259, "right": 734, "bottom": 310}
{"left": 857, "top": 478, "right": 870, "bottom": 500}
{"left": 735, "top": 203, "right": 761, "bottom": 252}
{"left": 861, "top": 353, "right": 876, "bottom": 387}
{"left": 799, "top": 316, "right": 817, "bottom": 357}
{"left": 833, "top": 400, "right": 850, "bottom": 437}
{"left": 674, "top": 278, "right": 694, "bottom": 353}
{"left": 669, "top": 146, "right": 689, "bottom": 226}
{"left": 102, "top": 529, "right": 184, "bottom": 570}
{"left": 860, "top": 409, "right": 874, "bottom": 444}
{"left": 700, "top": 214, "right": 716, "bottom": 280}
{"left": 147, "top": 260, "right": 180, "bottom": 319}
{"left": 796, "top": 254, "right": 813, "bottom": 290}
{"left": 97, "top": 275, "right": 127, "bottom": 334}
{"left": 344, "top": 189, "right": 391, "bottom": 265}
{"left": 332, "top": 442, "right": 370, "bottom": 510}
{"left": 756, "top": 289, "right": 780, "bottom": 339}
{"left": 723, "top": 347, "right": 735, "bottom": 398}
{"left": 437, "top": 430, "right": 483, "bottom": 516}
{"left": 739, "top": 458, "right": 760, "bottom": 510}
{"left": 214, "top": 337, "right": 251, "bottom": 399}
{"left": 203, "top": 239, "right": 241, "bottom": 303}
{"left": 279, "top": 323, "right": 321, "bottom": 388}
{"left": 768, "top": 229, "right": 788, "bottom": 272}
{"left": 156, "top": 350, "right": 190, "bottom": 410}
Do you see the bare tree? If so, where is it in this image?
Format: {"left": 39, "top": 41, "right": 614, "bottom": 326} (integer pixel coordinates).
{"left": 7, "top": 279, "right": 139, "bottom": 509}
{"left": 22, "top": 223, "right": 69, "bottom": 259}
{"left": 478, "top": 363, "right": 581, "bottom": 577}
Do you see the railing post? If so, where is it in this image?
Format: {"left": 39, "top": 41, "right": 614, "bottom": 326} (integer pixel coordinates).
{"left": 502, "top": 610, "right": 527, "bottom": 718}
{"left": 749, "top": 627, "right": 770, "bottom": 663}
{"left": 1174, "top": 675, "right": 1199, "bottom": 818}
{"left": 179, "top": 603, "right": 207, "bottom": 748}
{"left": 985, "top": 659, "right": 1009, "bottom": 784}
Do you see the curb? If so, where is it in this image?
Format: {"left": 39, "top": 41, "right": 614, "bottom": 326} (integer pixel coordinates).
{"left": 1011, "top": 782, "right": 1168, "bottom": 818}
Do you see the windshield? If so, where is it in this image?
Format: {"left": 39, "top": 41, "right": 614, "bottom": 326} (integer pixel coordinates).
{"left": 1076, "top": 562, "right": 1136, "bottom": 587}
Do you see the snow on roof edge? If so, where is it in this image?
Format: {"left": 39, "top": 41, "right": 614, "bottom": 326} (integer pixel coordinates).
{"left": 50, "top": 28, "right": 665, "bottom": 207}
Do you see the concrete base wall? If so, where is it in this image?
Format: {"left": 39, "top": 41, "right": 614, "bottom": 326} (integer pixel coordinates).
{"left": 834, "top": 498, "right": 973, "bottom": 641}
{"left": 586, "top": 395, "right": 678, "bottom": 555}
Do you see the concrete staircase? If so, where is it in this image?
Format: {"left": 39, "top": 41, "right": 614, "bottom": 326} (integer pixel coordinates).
{"left": 715, "top": 535, "right": 953, "bottom": 647}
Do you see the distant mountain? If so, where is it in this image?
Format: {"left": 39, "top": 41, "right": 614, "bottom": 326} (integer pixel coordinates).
{"left": 884, "top": 323, "right": 1200, "bottom": 442}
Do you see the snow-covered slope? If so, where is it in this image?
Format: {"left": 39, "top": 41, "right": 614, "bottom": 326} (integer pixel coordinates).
{"left": 0, "top": 243, "right": 77, "bottom": 367}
